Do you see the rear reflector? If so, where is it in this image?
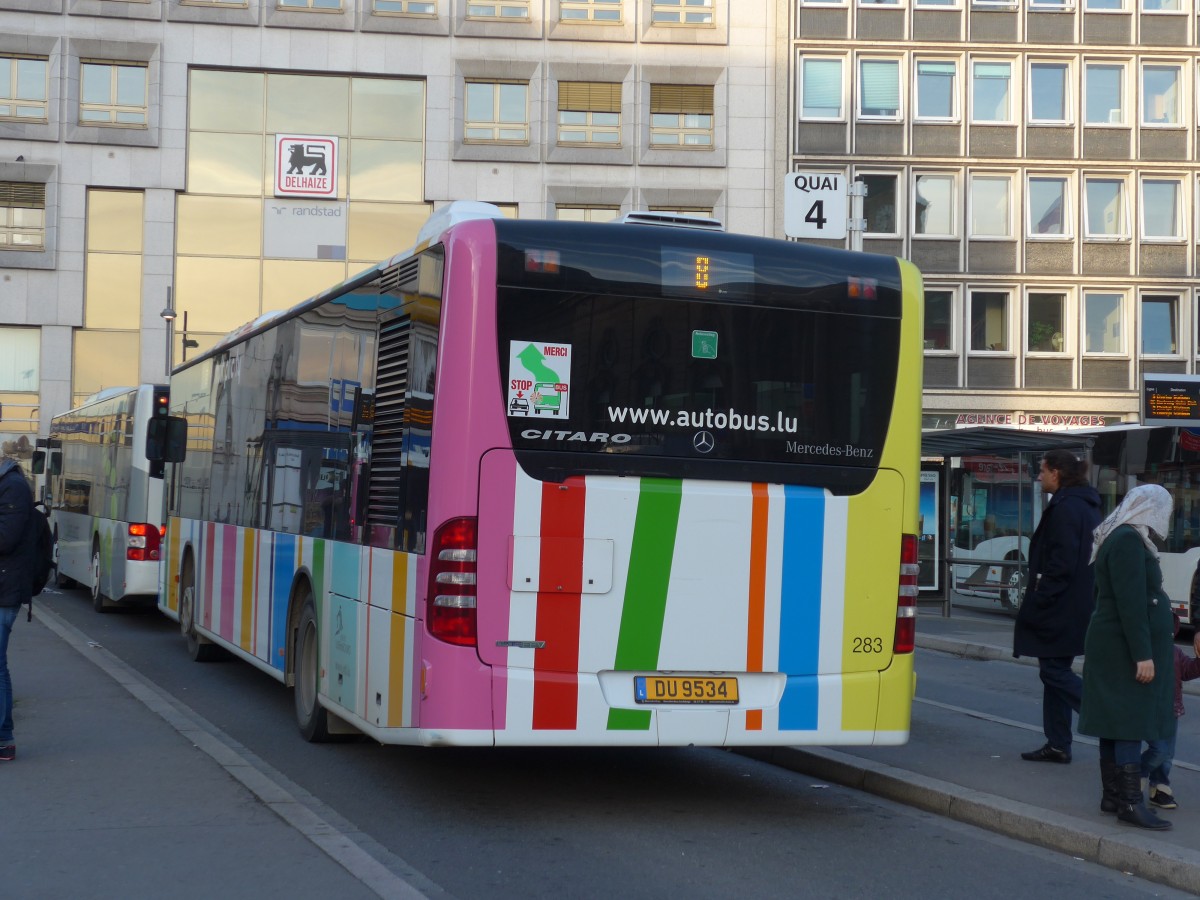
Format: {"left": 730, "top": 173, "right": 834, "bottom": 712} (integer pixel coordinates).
{"left": 895, "top": 533, "right": 918, "bottom": 654}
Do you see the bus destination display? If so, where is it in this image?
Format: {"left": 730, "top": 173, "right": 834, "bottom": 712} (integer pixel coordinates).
{"left": 1144, "top": 375, "right": 1200, "bottom": 426}
{"left": 661, "top": 247, "right": 754, "bottom": 300}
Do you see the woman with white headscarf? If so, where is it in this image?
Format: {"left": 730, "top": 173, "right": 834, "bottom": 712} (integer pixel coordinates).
{"left": 1078, "top": 484, "right": 1177, "bottom": 831}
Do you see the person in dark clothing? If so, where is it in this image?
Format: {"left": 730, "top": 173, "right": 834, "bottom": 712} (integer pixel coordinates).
{"left": 0, "top": 456, "right": 37, "bottom": 762}
{"left": 1080, "top": 484, "right": 1176, "bottom": 830}
{"left": 1012, "top": 449, "right": 1102, "bottom": 764}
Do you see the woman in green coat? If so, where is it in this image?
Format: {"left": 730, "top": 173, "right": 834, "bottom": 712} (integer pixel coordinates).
{"left": 1079, "top": 483, "right": 1177, "bottom": 831}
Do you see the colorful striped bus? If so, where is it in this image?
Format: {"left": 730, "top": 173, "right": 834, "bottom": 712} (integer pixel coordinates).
{"left": 159, "top": 203, "right": 924, "bottom": 747}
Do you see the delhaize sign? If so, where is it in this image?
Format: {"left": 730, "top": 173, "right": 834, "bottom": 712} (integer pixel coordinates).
{"left": 274, "top": 134, "right": 338, "bottom": 199}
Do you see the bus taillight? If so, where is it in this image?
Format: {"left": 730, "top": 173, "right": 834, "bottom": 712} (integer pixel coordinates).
{"left": 428, "top": 517, "right": 478, "bottom": 647}
{"left": 127, "top": 523, "right": 161, "bottom": 562}
{"left": 895, "top": 533, "right": 919, "bottom": 654}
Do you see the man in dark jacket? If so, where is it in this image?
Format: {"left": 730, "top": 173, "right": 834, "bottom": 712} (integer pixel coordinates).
{"left": 0, "top": 456, "right": 37, "bottom": 761}
{"left": 1012, "top": 449, "right": 1102, "bottom": 764}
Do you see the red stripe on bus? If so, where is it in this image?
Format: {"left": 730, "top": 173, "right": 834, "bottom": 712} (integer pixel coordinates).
{"left": 533, "top": 478, "right": 586, "bottom": 730}
{"left": 746, "top": 483, "right": 769, "bottom": 732}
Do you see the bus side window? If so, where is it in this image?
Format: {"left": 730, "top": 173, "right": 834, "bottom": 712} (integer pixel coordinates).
{"left": 146, "top": 416, "right": 188, "bottom": 464}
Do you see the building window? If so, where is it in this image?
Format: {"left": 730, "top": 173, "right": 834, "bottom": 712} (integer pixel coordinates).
{"left": 557, "top": 82, "right": 621, "bottom": 146}
{"left": 799, "top": 57, "right": 844, "bottom": 119}
{"left": 561, "top": 0, "right": 621, "bottom": 21}
{"left": 857, "top": 173, "right": 899, "bottom": 235}
{"left": 1084, "top": 63, "right": 1124, "bottom": 125}
{"left": 1027, "top": 292, "right": 1066, "bottom": 353}
{"left": 915, "top": 60, "right": 957, "bottom": 120}
{"left": 1142, "top": 294, "right": 1178, "bottom": 355}
{"left": 971, "top": 61, "right": 1012, "bottom": 123}
{"left": 924, "top": 289, "right": 954, "bottom": 351}
{"left": 467, "top": 0, "right": 529, "bottom": 16}
{"left": 1086, "top": 0, "right": 1124, "bottom": 7}
{"left": 278, "top": 0, "right": 342, "bottom": 8}
{"left": 1142, "top": 0, "right": 1181, "bottom": 10}
{"left": 1029, "top": 62, "right": 1070, "bottom": 123}
{"left": 970, "top": 290, "right": 1010, "bottom": 352}
{"left": 649, "top": 84, "right": 713, "bottom": 147}
{"left": 465, "top": 80, "right": 529, "bottom": 143}
{"left": 1142, "top": 64, "right": 1181, "bottom": 125}
{"left": 0, "top": 182, "right": 46, "bottom": 251}
{"left": 556, "top": 205, "right": 620, "bottom": 221}
{"left": 969, "top": 174, "right": 1011, "bottom": 238}
{"left": 859, "top": 59, "right": 901, "bottom": 119}
{"left": 0, "top": 56, "right": 48, "bottom": 122}
{"left": 913, "top": 173, "right": 956, "bottom": 237}
{"left": 651, "top": 0, "right": 713, "bottom": 24}
{"left": 80, "top": 61, "right": 148, "bottom": 126}
{"left": 1030, "top": 0, "right": 1072, "bottom": 9}
{"left": 1084, "top": 292, "right": 1124, "bottom": 354}
{"left": 915, "top": 0, "right": 957, "bottom": 7}
{"left": 1084, "top": 177, "right": 1128, "bottom": 238}
{"left": 1027, "top": 175, "right": 1069, "bottom": 237}
{"left": 0, "top": 328, "right": 38, "bottom": 392}
{"left": 373, "top": 0, "right": 436, "bottom": 12}
{"left": 1141, "top": 178, "right": 1183, "bottom": 239}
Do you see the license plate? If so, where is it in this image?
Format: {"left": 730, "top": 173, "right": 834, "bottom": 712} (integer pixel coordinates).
{"left": 634, "top": 676, "right": 739, "bottom": 705}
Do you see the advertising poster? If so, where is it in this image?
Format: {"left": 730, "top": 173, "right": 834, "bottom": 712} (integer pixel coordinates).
{"left": 919, "top": 470, "right": 939, "bottom": 591}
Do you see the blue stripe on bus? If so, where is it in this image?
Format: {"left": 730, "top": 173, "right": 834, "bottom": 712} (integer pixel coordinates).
{"left": 271, "top": 533, "right": 295, "bottom": 672}
{"left": 778, "top": 485, "right": 824, "bottom": 731}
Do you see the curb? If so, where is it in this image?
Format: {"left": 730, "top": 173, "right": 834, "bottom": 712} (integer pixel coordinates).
{"left": 738, "top": 746, "right": 1200, "bottom": 895}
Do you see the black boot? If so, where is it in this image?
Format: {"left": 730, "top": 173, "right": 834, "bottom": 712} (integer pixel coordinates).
{"left": 1116, "top": 763, "right": 1172, "bottom": 830}
{"left": 1100, "top": 759, "right": 1120, "bottom": 814}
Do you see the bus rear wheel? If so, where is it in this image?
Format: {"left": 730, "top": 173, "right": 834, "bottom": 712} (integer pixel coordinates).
{"left": 90, "top": 541, "right": 111, "bottom": 613}
{"left": 294, "top": 595, "right": 331, "bottom": 743}
{"left": 180, "top": 556, "right": 222, "bottom": 662}
{"left": 999, "top": 555, "right": 1025, "bottom": 611}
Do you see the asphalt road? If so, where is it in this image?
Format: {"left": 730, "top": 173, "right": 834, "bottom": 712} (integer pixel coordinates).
{"left": 35, "top": 586, "right": 1193, "bottom": 900}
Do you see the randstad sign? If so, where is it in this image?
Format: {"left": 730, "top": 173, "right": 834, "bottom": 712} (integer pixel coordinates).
{"left": 274, "top": 134, "right": 339, "bottom": 199}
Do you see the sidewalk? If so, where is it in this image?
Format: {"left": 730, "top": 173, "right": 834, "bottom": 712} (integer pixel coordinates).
{"left": 745, "top": 606, "right": 1200, "bottom": 895}
{"left": 2, "top": 607, "right": 429, "bottom": 900}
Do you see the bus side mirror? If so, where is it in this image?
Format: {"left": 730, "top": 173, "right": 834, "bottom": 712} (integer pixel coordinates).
{"left": 147, "top": 416, "right": 188, "bottom": 463}
{"left": 31, "top": 450, "right": 44, "bottom": 475}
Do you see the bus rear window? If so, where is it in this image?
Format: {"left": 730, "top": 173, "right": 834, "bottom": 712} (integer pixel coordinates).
{"left": 498, "top": 291, "right": 900, "bottom": 471}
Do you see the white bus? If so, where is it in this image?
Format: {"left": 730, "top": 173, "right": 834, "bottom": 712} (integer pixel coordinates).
{"left": 42, "top": 385, "right": 170, "bottom": 611}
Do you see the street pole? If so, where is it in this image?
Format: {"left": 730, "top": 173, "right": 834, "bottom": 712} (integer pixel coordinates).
{"left": 848, "top": 180, "right": 867, "bottom": 253}
{"left": 161, "top": 286, "right": 175, "bottom": 379}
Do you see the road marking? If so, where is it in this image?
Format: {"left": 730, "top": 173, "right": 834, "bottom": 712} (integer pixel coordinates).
{"left": 33, "top": 606, "right": 442, "bottom": 900}
{"left": 915, "top": 696, "right": 1199, "bottom": 773}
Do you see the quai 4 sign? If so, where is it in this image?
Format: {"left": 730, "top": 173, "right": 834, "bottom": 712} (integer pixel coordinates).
{"left": 783, "top": 172, "right": 848, "bottom": 240}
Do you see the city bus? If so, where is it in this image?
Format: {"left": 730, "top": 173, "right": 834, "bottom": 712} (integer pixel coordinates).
{"left": 43, "top": 385, "right": 170, "bottom": 611}
{"left": 158, "top": 202, "right": 924, "bottom": 747}
{"left": 1089, "top": 424, "right": 1200, "bottom": 628}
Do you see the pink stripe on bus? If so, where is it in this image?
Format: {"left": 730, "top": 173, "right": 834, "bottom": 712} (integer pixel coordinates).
{"left": 203, "top": 522, "right": 216, "bottom": 631}
{"left": 419, "top": 219, "right": 504, "bottom": 732}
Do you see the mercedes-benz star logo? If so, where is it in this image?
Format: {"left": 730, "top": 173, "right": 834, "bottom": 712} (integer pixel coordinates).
{"left": 693, "top": 431, "right": 715, "bottom": 454}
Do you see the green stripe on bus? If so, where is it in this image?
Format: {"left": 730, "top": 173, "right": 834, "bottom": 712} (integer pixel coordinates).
{"left": 607, "top": 478, "right": 682, "bottom": 731}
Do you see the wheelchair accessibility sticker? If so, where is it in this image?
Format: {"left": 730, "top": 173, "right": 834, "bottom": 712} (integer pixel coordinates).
{"left": 508, "top": 341, "right": 571, "bottom": 419}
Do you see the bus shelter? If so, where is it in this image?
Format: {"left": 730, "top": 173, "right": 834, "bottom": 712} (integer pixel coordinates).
{"left": 918, "top": 427, "right": 1096, "bottom": 617}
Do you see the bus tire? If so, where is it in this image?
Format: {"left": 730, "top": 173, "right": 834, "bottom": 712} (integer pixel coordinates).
{"left": 294, "top": 595, "right": 331, "bottom": 743}
{"left": 999, "top": 554, "right": 1025, "bottom": 612}
{"left": 90, "top": 540, "right": 111, "bottom": 613}
{"left": 180, "top": 554, "right": 223, "bottom": 662}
